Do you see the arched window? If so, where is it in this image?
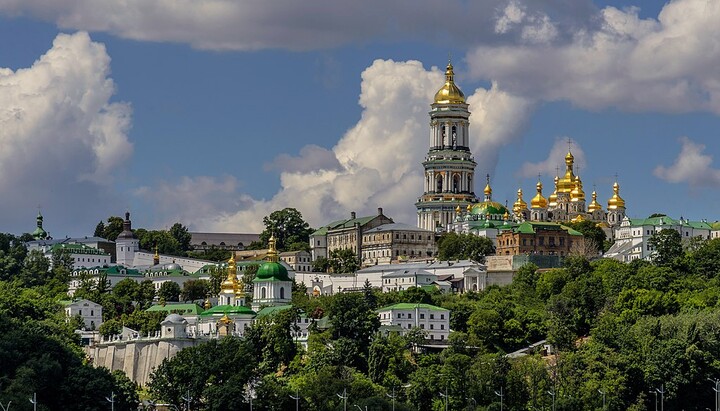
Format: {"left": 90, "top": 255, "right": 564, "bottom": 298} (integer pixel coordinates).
{"left": 280, "top": 287, "right": 285, "bottom": 299}
{"left": 436, "top": 175, "right": 443, "bottom": 193}
{"left": 451, "top": 125, "right": 457, "bottom": 147}
{"left": 452, "top": 174, "right": 460, "bottom": 193}
{"left": 261, "top": 287, "right": 267, "bottom": 299}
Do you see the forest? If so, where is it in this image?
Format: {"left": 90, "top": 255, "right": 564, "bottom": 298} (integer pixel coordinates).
{"left": 3, "top": 228, "right": 720, "bottom": 410}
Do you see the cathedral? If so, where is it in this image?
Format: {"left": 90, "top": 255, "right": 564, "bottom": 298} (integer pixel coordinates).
{"left": 416, "top": 61, "right": 628, "bottom": 239}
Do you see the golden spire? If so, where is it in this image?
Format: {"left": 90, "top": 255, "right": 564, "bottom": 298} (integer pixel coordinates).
{"left": 513, "top": 188, "right": 528, "bottom": 216}
{"left": 483, "top": 174, "right": 492, "bottom": 200}
{"left": 531, "top": 180, "right": 548, "bottom": 209}
{"left": 221, "top": 255, "right": 238, "bottom": 294}
{"left": 455, "top": 205, "right": 461, "bottom": 215}
{"left": 548, "top": 175, "right": 559, "bottom": 208}
{"left": 153, "top": 244, "right": 160, "bottom": 265}
{"left": 433, "top": 60, "right": 466, "bottom": 104}
{"left": 203, "top": 297, "right": 212, "bottom": 310}
{"left": 588, "top": 190, "right": 602, "bottom": 212}
{"left": 570, "top": 175, "right": 585, "bottom": 202}
{"left": 466, "top": 204, "right": 472, "bottom": 213}
{"left": 557, "top": 150, "right": 576, "bottom": 194}
{"left": 607, "top": 181, "right": 626, "bottom": 209}
{"left": 267, "top": 234, "right": 279, "bottom": 263}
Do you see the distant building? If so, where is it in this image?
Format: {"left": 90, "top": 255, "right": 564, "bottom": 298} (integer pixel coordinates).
{"left": 62, "top": 299, "right": 103, "bottom": 331}
{"left": 311, "top": 208, "right": 394, "bottom": 262}
{"left": 361, "top": 223, "right": 436, "bottom": 265}
{"left": 377, "top": 303, "right": 450, "bottom": 341}
{"left": 495, "top": 221, "right": 584, "bottom": 257}
{"left": 279, "top": 250, "right": 312, "bottom": 273}
{"left": 189, "top": 232, "right": 260, "bottom": 251}
{"left": 68, "top": 265, "right": 143, "bottom": 296}
{"left": 381, "top": 269, "right": 438, "bottom": 292}
{"left": 604, "top": 216, "right": 711, "bottom": 262}
{"left": 252, "top": 235, "right": 293, "bottom": 311}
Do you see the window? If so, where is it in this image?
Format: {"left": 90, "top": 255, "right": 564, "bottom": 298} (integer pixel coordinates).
{"left": 440, "top": 314, "right": 444, "bottom": 319}
{"left": 430, "top": 324, "right": 434, "bottom": 329}
{"left": 440, "top": 324, "right": 444, "bottom": 330}
{"left": 280, "top": 287, "right": 285, "bottom": 299}
{"left": 430, "top": 314, "right": 434, "bottom": 319}
{"left": 420, "top": 313, "right": 425, "bottom": 319}
{"left": 408, "top": 313, "right": 412, "bottom": 319}
{"left": 261, "top": 287, "right": 267, "bottom": 299}
{"left": 420, "top": 324, "right": 425, "bottom": 329}
{"left": 397, "top": 313, "right": 401, "bottom": 318}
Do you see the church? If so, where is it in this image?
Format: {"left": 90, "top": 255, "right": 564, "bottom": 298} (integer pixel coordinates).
{"left": 415, "top": 61, "right": 628, "bottom": 246}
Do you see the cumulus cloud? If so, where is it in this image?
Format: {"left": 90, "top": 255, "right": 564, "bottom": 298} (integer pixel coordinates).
{"left": 654, "top": 137, "right": 720, "bottom": 187}
{"left": 0, "top": 31, "right": 132, "bottom": 234}
{"left": 467, "top": 0, "right": 720, "bottom": 113}
{"left": 139, "top": 60, "right": 532, "bottom": 231}
{"left": 265, "top": 145, "right": 341, "bottom": 174}
{"left": 517, "top": 137, "right": 586, "bottom": 179}
{"left": 495, "top": 0, "right": 558, "bottom": 44}
{"left": 0, "top": 0, "right": 597, "bottom": 51}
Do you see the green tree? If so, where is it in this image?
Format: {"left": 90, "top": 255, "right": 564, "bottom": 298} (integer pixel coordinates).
{"left": 245, "top": 307, "right": 300, "bottom": 374}
{"left": 137, "top": 230, "right": 183, "bottom": 256}
{"left": 93, "top": 220, "right": 106, "bottom": 237}
{"left": 437, "top": 232, "right": 494, "bottom": 262}
{"left": 329, "top": 248, "right": 360, "bottom": 273}
{"left": 328, "top": 292, "right": 380, "bottom": 371}
{"left": 169, "top": 222, "right": 192, "bottom": 252}
{"left": 259, "top": 208, "right": 313, "bottom": 251}
{"left": 158, "top": 281, "right": 181, "bottom": 302}
{"left": 101, "top": 216, "right": 125, "bottom": 241}
{"left": 136, "top": 280, "right": 157, "bottom": 309}
{"left": 312, "top": 256, "right": 330, "bottom": 272}
{"left": 648, "top": 228, "right": 683, "bottom": 266}
{"left": 181, "top": 279, "right": 210, "bottom": 302}
{"left": 565, "top": 220, "right": 607, "bottom": 253}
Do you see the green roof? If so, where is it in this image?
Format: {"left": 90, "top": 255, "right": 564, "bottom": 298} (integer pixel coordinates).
{"left": 377, "top": 303, "right": 448, "bottom": 312}
{"left": 712, "top": 221, "right": 720, "bottom": 230}
{"left": 72, "top": 265, "right": 143, "bottom": 276}
{"left": 147, "top": 303, "right": 204, "bottom": 315}
{"left": 199, "top": 304, "right": 256, "bottom": 317}
{"left": 502, "top": 221, "right": 583, "bottom": 236}
{"left": 254, "top": 261, "right": 291, "bottom": 282}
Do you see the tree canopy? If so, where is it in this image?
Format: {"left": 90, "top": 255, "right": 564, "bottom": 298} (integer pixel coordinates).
{"left": 258, "top": 208, "right": 313, "bottom": 251}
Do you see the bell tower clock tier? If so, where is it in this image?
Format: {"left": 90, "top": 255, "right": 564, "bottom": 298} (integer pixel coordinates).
{"left": 416, "top": 62, "right": 478, "bottom": 232}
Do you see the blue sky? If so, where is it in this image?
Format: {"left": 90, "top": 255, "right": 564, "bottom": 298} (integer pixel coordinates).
{"left": 1, "top": 0, "right": 720, "bottom": 236}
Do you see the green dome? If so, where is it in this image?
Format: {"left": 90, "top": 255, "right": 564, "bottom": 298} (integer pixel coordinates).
{"left": 470, "top": 201, "right": 508, "bottom": 217}
{"left": 254, "top": 261, "right": 291, "bottom": 282}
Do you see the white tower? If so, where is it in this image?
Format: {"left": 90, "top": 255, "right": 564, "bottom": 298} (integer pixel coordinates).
{"left": 416, "top": 61, "right": 477, "bottom": 231}
{"left": 115, "top": 212, "right": 138, "bottom": 267}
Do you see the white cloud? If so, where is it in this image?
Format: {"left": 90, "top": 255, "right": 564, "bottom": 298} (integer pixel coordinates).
{"left": 467, "top": 0, "right": 720, "bottom": 113}
{"left": 139, "top": 60, "right": 533, "bottom": 231}
{"left": 517, "top": 137, "right": 586, "bottom": 179}
{"left": 654, "top": 137, "right": 720, "bottom": 187}
{"left": 0, "top": 32, "right": 132, "bottom": 234}
{"left": 0, "top": 0, "right": 595, "bottom": 51}
{"left": 495, "top": 1, "right": 558, "bottom": 44}
{"left": 265, "top": 145, "right": 341, "bottom": 174}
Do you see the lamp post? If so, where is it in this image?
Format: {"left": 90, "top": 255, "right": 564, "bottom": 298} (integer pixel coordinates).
{"left": 466, "top": 397, "right": 476, "bottom": 411}
{"left": 598, "top": 389, "right": 606, "bottom": 411}
{"left": 106, "top": 391, "right": 115, "bottom": 411}
{"left": 494, "top": 386, "right": 504, "bottom": 411}
{"left": 386, "top": 383, "right": 411, "bottom": 411}
{"left": 709, "top": 378, "right": 719, "bottom": 411}
{"left": 546, "top": 389, "right": 555, "bottom": 411}
{"left": 0, "top": 401, "right": 11, "bottom": 411}
{"left": 29, "top": 393, "right": 37, "bottom": 411}
{"left": 353, "top": 406, "right": 367, "bottom": 411}
{"left": 337, "top": 388, "right": 348, "bottom": 411}
{"left": 181, "top": 390, "right": 192, "bottom": 411}
{"left": 289, "top": 388, "right": 300, "bottom": 411}
{"left": 656, "top": 385, "right": 665, "bottom": 411}
{"left": 650, "top": 390, "right": 658, "bottom": 411}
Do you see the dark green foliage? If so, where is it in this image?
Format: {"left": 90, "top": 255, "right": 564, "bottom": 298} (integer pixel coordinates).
{"left": 258, "top": 208, "right": 313, "bottom": 251}
{"left": 437, "top": 232, "right": 495, "bottom": 262}
{"left": 158, "top": 281, "right": 181, "bottom": 302}
{"left": 648, "top": 228, "right": 683, "bottom": 266}
{"left": 566, "top": 220, "right": 607, "bottom": 252}
{"left": 329, "top": 248, "right": 360, "bottom": 273}
{"left": 181, "top": 279, "right": 210, "bottom": 302}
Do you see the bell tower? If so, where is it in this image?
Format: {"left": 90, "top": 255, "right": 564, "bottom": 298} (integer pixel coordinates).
{"left": 416, "top": 61, "right": 477, "bottom": 231}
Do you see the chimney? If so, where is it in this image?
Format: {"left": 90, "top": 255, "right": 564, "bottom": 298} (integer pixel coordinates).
{"left": 351, "top": 211, "right": 356, "bottom": 219}
{"left": 377, "top": 207, "right": 383, "bottom": 216}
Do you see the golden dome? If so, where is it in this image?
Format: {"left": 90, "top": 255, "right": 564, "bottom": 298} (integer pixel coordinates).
{"left": 455, "top": 205, "right": 461, "bottom": 214}
{"left": 557, "top": 151, "right": 576, "bottom": 194}
{"left": 433, "top": 62, "right": 466, "bottom": 104}
{"left": 466, "top": 204, "right": 472, "bottom": 213}
{"left": 203, "top": 298, "right": 212, "bottom": 310}
{"left": 484, "top": 182, "right": 492, "bottom": 196}
{"left": 503, "top": 210, "right": 510, "bottom": 221}
{"left": 548, "top": 176, "right": 559, "bottom": 207}
{"left": 588, "top": 191, "right": 602, "bottom": 212}
{"left": 570, "top": 175, "right": 585, "bottom": 202}
{"left": 607, "top": 181, "right": 626, "bottom": 209}
{"left": 531, "top": 181, "right": 548, "bottom": 209}
{"left": 571, "top": 214, "right": 586, "bottom": 223}
{"left": 267, "top": 234, "right": 279, "bottom": 262}
{"left": 513, "top": 188, "right": 528, "bottom": 215}
{"left": 221, "top": 254, "right": 238, "bottom": 294}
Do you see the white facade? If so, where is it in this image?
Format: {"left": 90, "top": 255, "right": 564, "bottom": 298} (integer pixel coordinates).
{"left": 378, "top": 303, "right": 450, "bottom": 341}
{"left": 361, "top": 223, "right": 436, "bottom": 265}
{"left": 64, "top": 299, "right": 103, "bottom": 330}
{"left": 605, "top": 216, "right": 711, "bottom": 262}
{"left": 381, "top": 269, "right": 438, "bottom": 292}
{"left": 310, "top": 231, "right": 328, "bottom": 261}
{"left": 252, "top": 280, "right": 292, "bottom": 311}
{"left": 280, "top": 250, "right": 313, "bottom": 273}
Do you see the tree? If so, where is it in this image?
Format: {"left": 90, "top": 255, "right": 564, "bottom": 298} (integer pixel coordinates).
{"left": 169, "top": 222, "right": 192, "bottom": 252}
{"left": 93, "top": 221, "right": 106, "bottom": 237}
{"left": 181, "top": 279, "right": 210, "bottom": 302}
{"left": 259, "top": 208, "right": 313, "bottom": 251}
{"left": 566, "top": 221, "right": 607, "bottom": 254}
{"left": 158, "top": 281, "right": 181, "bottom": 302}
{"left": 648, "top": 228, "right": 683, "bottom": 266}
{"left": 100, "top": 216, "right": 125, "bottom": 241}
{"left": 437, "top": 232, "right": 494, "bottom": 262}
{"left": 312, "top": 256, "right": 330, "bottom": 272}
{"left": 245, "top": 308, "right": 300, "bottom": 374}
{"left": 328, "top": 292, "right": 380, "bottom": 371}
{"left": 137, "top": 230, "right": 183, "bottom": 256}
{"left": 329, "top": 248, "right": 360, "bottom": 273}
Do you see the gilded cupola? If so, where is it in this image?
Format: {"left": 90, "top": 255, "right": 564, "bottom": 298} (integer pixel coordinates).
{"left": 557, "top": 151, "right": 576, "bottom": 194}
{"left": 434, "top": 62, "right": 466, "bottom": 104}
{"left": 607, "top": 181, "right": 626, "bottom": 210}
{"left": 513, "top": 188, "right": 528, "bottom": 215}
{"left": 220, "top": 254, "right": 238, "bottom": 293}
{"left": 588, "top": 190, "right": 602, "bottom": 212}
{"left": 548, "top": 175, "right": 559, "bottom": 208}
{"left": 570, "top": 175, "right": 585, "bottom": 202}
{"left": 531, "top": 181, "right": 548, "bottom": 209}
